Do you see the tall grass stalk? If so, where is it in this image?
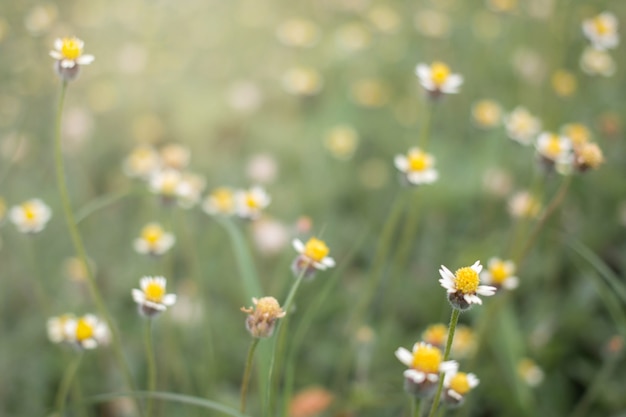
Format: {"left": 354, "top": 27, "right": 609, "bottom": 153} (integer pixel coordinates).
{"left": 240, "top": 338, "right": 260, "bottom": 413}
{"left": 54, "top": 352, "right": 83, "bottom": 416}
{"left": 144, "top": 320, "right": 156, "bottom": 417}
{"left": 427, "top": 308, "right": 460, "bottom": 417}
{"left": 53, "top": 81, "right": 139, "bottom": 407}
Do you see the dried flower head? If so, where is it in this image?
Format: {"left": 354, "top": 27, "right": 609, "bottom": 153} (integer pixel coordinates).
{"left": 132, "top": 276, "right": 177, "bottom": 317}
{"left": 133, "top": 223, "right": 175, "bottom": 256}
{"left": 439, "top": 261, "right": 496, "bottom": 310}
{"left": 394, "top": 147, "right": 438, "bottom": 186}
{"left": 292, "top": 237, "right": 336, "bottom": 278}
{"left": 49, "top": 37, "right": 94, "bottom": 81}
{"left": 160, "top": 143, "right": 191, "bottom": 171}
{"left": 395, "top": 342, "right": 458, "bottom": 398}
{"left": 9, "top": 198, "right": 52, "bottom": 234}
{"left": 241, "top": 296, "right": 286, "bottom": 338}
{"left": 574, "top": 142, "right": 604, "bottom": 172}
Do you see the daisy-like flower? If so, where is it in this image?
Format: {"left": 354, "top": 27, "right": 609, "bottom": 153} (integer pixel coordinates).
{"left": 133, "top": 223, "right": 175, "bottom": 256}
{"left": 122, "top": 145, "right": 161, "bottom": 179}
{"left": 49, "top": 37, "right": 94, "bottom": 81}
{"left": 235, "top": 186, "right": 271, "bottom": 220}
{"left": 160, "top": 143, "right": 191, "bottom": 171}
{"left": 132, "top": 276, "right": 177, "bottom": 317}
{"left": 471, "top": 99, "right": 502, "bottom": 129}
{"left": 64, "top": 314, "right": 110, "bottom": 349}
{"left": 324, "top": 125, "right": 359, "bottom": 160}
{"left": 394, "top": 147, "right": 438, "bottom": 186}
{"left": 439, "top": 261, "right": 496, "bottom": 310}
{"left": 149, "top": 168, "right": 184, "bottom": 205}
{"left": 535, "top": 132, "right": 572, "bottom": 169}
{"left": 508, "top": 191, "right": 541, "bottom": 219}
{"left": 517, "top": 358, "right": 544, "bottom": 387}
{"left": 582, "top": 12, "right": 619, "bottom": 50}
{"left": 422, "top": 324, "right": 447, "bottom": 349}
{"left": 9, "top": 198, "right": 52, "bottom": 234}
{"left": 480, "top": 257, "right": 519, "bottom": 290}
{"left": 203, "top": 187, "right": 236, "bottom": 216}
{"left": 504, "top": 107, "right": 542, "bottom": 146}
{"left": 47, "top": 314, "right": 76, "bottom": 344}
{"left": 551, "top": 69, "right": 577, "bottom": 98}
{"left": 442, "top": 369, "right": 480, "bottom": 407}
{"left": 415, "top": 61, "right": 463, "bottom": 97}
{"left": 241, "top": 296, "right": 286, "bottom": 338}
{"left": 451, "top": 326, "right": 477, "bottom": 358}
{"left": 291, "top": 237, "right": 336, "bottom": 278}
{"left": 580, "top": 47, "right": 616, "bottom": 77}
{"left": 395, "top": 342, "right": 458, "bottom": 398}
{"left": 573, "top": 142, "right": 604, "bottom": 172}
{"left": 177, "top": 172, "right": 206, "bottom": 209}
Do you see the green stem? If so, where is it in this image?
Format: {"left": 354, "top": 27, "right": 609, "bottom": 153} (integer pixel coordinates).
{"left": 240, "top": 338, "right": 260, "bottom": 413}
{"left": 427, "top": 308, "right": 460, "bottom": 417}
{"left": 412, "top": 397, "right": 421, "bottom": 417}
{"left": 419, "top": 102, "right": 434, "bottom": 150}
{"left": 54, "top": 352, "right": 84, "bottom": 415}
{"left": 54, "top": 82, "right": 139, "bottom": 406}
{"left": 144, "top": 320, "right": 157, "bottom": 417}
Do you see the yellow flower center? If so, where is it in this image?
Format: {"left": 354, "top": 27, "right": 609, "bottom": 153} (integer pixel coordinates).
{"left": 255, "top": 297, "right": 283, "bottom": 317}
{"left": 412, "top": 345, "right": 443, "bottom": 374}
{"left": 454, "top": 267, "right": 479, "bottom": 294}
{"left": 407, "top": 149, "right": 429, "bottom": 172}
{"left": 61, "top": 38, "right": 82, "bottom": 60}
{"left": 145, "top": 282, "right": 165, "bottom": 302}
{"left": 564, "top": 124, "right": 590, "bottom": 146}
{"left": 423, "top": 324, "right": 447, "bottom": 346}
{"left": 489, "top": 261, "right": 509, "bottom": 284}
{"left": 161, "top": 176, "right": 179, "bottom": 195}
{"left": 246, "top": 193, "right": 260, "bottom": 209}
{"left": 303, "top": 237, "right": 330, "bottom": 262}
{"left": 544, "top": 135, "right": 562, "bottom": 158}
{"left": 22, "top": 202, "right": 37, "bottom": 222}
{"left": 75, "top": 318, "right": 94, "bottom": 342}
{"left": 213, "top": 188, "right": 234, "bottom": 212}
{"left": 142, "top": 224, "right": 164, "bottom": 244}
{"left": 594, "top": 17, "right": 610, "bottom": 35}
{"left": 449, "top": 372, "right": 471, "bottom": 395}
{"left": 431, "top": 62, "right": 451, "bottom": 87}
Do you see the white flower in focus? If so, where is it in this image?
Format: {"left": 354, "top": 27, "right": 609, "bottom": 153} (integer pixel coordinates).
{"left": 64, "top": 314, "right": 110, "bottom": 349}
{"left": 292, "top": 237, "right": 336, "bottom": 272}
{"left": 394, "top": 147, "right": 438, "bottom": 186}
{"left": 439, "top": 261, "right": 496, "bottom": 310}
{"left": 580, "top": 47, "right": 616, "bottom": 77}
{"left": 133, "top": 223, "right": 175, "bottom": 256}
{"left": 132, "top": 276, "right": 177, "bottom": 317}
{"left": 582, "top": 12, "right": 619, "bottom": 50}
{"left": 415, "top": 61, "right": 463, "bottom": 96}
{"left": 235, "top": 186, "right": 271, "bottom": 220}
{"left": 49, "top": 37, "right": 94, "bottom": 81}
{"left": 504, "top": 107, "right": 542, "bottom": 145}
{"left": 10, "top": 199, "right": 52, "bottom": 234}
{"left": 395, "top": 342, "right": 458, "bottom": 397}
{"left": 480, "top": 258, "right": 519, "bottom": 290}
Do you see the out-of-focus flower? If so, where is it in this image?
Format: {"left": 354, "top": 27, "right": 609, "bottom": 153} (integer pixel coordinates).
{"left": 508, "top": 191, "right": 541, "bottom": 219}
{"left": 394, "top": 147, "right": 438, "bottom": 186}
{"left": 276, "top": 18, "right": 320, "bottom": 48}
{"left": 535, "top": 132, "right": 572, "bottom": 166}
{"left": 63, "top": 257, "right": 95, "bottom": 283}
{"left": 25, "top": 4, "right": 58, "bottom": 34}
{"left": 324, "top": 125, "right": 359, "bottom": 160}
{"left": 10, "top": 199, "right": 52, "bottom": 234}
{"left": 512, "top": 48, "right": 546, "bottom": 85}
{"left": 480, "top": 258, "right": 519, "bottom": 290}
{"left": 551, "top": 70, "right": 577, "bottom": 97}
{"left": 149, "top": 168, "right": 184, "bottom": 204}
{"left": 160, "top": 144, "right": 190, "bottom": 171}
{"left": 61, "top": 107, "right": 95, "bottom": 154}
{"left": 395, "top": 342, "right": 457, "bottom": 398}
{"left": 123, "top": 145, "right": 161, "bottom": 179}
{"left": 49, "top": 37, "right": 94, "bottom": 82}
{"left": 580, "top": 47, "right": 616, "bottom": 77}
{"left": 133, "top": 223, "right": 175, "bottom": 256}
{"left": 451, "top": 326, "right": 476, "bottom": 358}
{"left": 0, "top": 196, "right": 6, "bottom": 223}
{"left": 65, "top": 314, "right": 110, "bottom": 349}
{"left": 439, "top": 261, "right": 496, "bottom": 310}
{"left": 472, "top": 100, "right": 502, "bottom": 129}
{"left": 351, "top": 78, "right": 390, "bottom": 107}
{"left": 486, "top": 0, "right": 518, "bottom": 13}
{"left": 367, "top": 5, "right": 401, "bottom": 34}
{"left": 282, "top": 67, "right": 323, "bottom": 96}
{"left": 246, "top": 153, "right": 278, "bottom": 184}
{"left": 235, "top": 186, "right": 271, "bottom": 220}
{"left": 292, "top": 237, "right": 336, "bottom": 278}
{"left": 295, "top": 216, "right": 313, "bottom": 235}
{"left": 562, "top": 123, "right": 591, "bottom": 147}
{"left": 227, "top": 81, "right": 263, "bottom": 113}
{"left": 177, "top": 172, "right": 206, "bottom": 208}
{"left": 289, "top": 386, "right": 334, "bottom": 417}
{"left": 573, "top": 142, "right": 604, "bottom": 172}
{"left": 582, "top": 12, "right": 619, "bottom": 50}
{"left": 252, "top": 217, "right": 289, "bottom": 256}
{"left": 416, "top": 62, "right": 463, "bottom": 97}
{"left": 414, "top": 10, "right": 451, "bottom": 39}
{"left": 117, "top": 43, "right": 148, "bottom": 74}
{"left": 336, "top": 23, "right": 371, "bottom": 52}
{"left": 132, "top": 276, "right": 177, "bottom": 317}
{"left": 442, "top": 370, "right": 479, "bottom": 407}
{"left": 203, "top": 187, "right": 236, "bottom": 216}
{"left": 422, "top": 324, "right": 447, "bottom": 349}
{"left": 517, "top": 358, "right": 544, "bottom": 387}
{"left": 482, "top": 167, "right": 513, "bottom": 197}
{"left": 505, "top": 107, "right": 541, "bottom": 145}
{"left": 241, "top": 296, "right": 286, "bottom": 338}
{"left": 598, "top": 112, "right": 621, "bottom": 139}
{"left": 359, "top": 158, "right": 390, "bottom": 189}
{"left": 47, "top": 314, "right": 76, "bottom": 344}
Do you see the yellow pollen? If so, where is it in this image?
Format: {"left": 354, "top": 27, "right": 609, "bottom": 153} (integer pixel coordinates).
{"left": 246, "top": 193, "right": 260, "bottom": 209}
{"left": 303, "top": 237, "right": 330, "bottom": 262}
{"left": 145, "top": 282, "right": 165, "bottom": 302}
{"left": 213, "top": 188, "right": 234, "bottom": 212}
{"left": 594, "top": 17, "right": 610, "bottom": 36}
{"left": 61, "top": 38, "right": 82, "bottom": 60}
{"left": 22, "top": 203, "right": 37, "bottom": 221}
{"left": 75, "top": 318, "right": 94, "bottom": 342}
{"left": 407, "top": 150, "right": 429, "bottom": 172}
{"left": 142, "top": 224, "right": 164, "bottom": 244}
{"left": 449, "top": 373, "right": 471, "bottom": 395}
{"left": 255, "top": 297, "right": 284, "bottom": 317}
{"left": 412, "top": 345, "right": 443, "bottom": 374}
{"left": 431, "top": 62, "right": 451, "bottom": 87}
{"left": 544, "top": 136, "right": 562, "bottom": 158}
{"left": 454, "top": 267, "right": 479, "bottom": 294}
{"left": 489, "top": 261, "right": 509, "bottom": 284}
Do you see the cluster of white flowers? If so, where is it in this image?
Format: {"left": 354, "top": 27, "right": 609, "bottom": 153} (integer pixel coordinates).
{"left": 580, "top": 12, "right": 619, "bottom": 77}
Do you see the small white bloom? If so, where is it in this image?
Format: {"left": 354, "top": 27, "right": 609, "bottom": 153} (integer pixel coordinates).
{"left": 395, "top": 342, "right": 458, "bottom": 395}
{"left": 122, "top": 145, "right": 161, "bottom": 179}
{"left": 133, "top": 223, "right": 175, "bottom": 256}
{"left": 415, "top": 61, "right": 463, "bottom": 95}
{"left": 439, "top": 261, "right": 496, "bottom": 309}
{"left": 536, "top": 132, "right": 572, "bottom": 164}
{"left": 504, "top": 107, "right": 542, "bottom": 146}
{"left": 480, "top": 258, "right": 519, "bottom": 290}
{"left": 582, "top": 12, "right": 619, "bottom": 50}
{"left": 394, "top": 147, "right": 438, "bottom": 185}
{"left": 292, "top": 237, "right": 336, "bottom": 271}
{"left": 235, "top": 186, "right": 271, "bottom": 220}
{"left": 132, "top": 276, "right": 177, "bottom": 317}
{"left": 64, "top": 314, "right": 110, "bottom": 349}
{"left": 49, "top": 37, "right": 95, "bottom": 81}
{"left": 443, "top": 369, "right": 480, "bottom": 405}
{"left": 9, "top": 198, "right": 52, "bottom": 234}
{"left": 580, "top": 47, "right": 616, "bottom": 77}
{"left": 202, "top": 187, "right": 236, "bottom": 216}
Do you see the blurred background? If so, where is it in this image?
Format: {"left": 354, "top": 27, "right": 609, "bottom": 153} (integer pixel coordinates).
{"left": 1, "top": 0, "right": 626, "bottom": 415}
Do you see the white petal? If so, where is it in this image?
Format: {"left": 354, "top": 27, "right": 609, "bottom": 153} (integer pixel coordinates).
{"left": 425, "top": 373, "right": 439, "bottom": 382}
{"left": 503, "top": 277, "right": 519, "bottom": 290}
{"left": 132, "top": 289, "right": 145, "bottom": 304}
{"left": 134, "top": 239, "right": 148, "bottom": 254}
{"left": 60, "top": 59, "right": 76, "bottom": 69}
{"left": 440, "top": 360, "right": 458, "bottom": 374}
{"left": 50, "top": 51, "right": 63, "bottom": 60}
{"left": 54, "top": 38, "right": 63, "bottom": 50}
{"left": 415, "top": 64, "right": 431, "bottom": 81}
{"left": 394, "top": 155, "right": 408, "bottom": 172}
{"left": 477, "top": 285, "right": 497, "bottom": 296}
{"left": 394, "top": 347, "right": 413, "bottom": 366}
{"left": 77, "top": 55, "right": 95, "bottom": 65}
{"left": 322, "top": 257, "right": 336, "bottom": 268}
{"left": 162, "top": 294, "right": 177, "bottom": 306}
{"left": 439, "top": 265, "right": 455, "bottom": 281}
{"left": 404, "top": 369, "right": 426, "bottom": 383}
{"left": 471, "top": 261, "right": 483, "bottom": 274}
{"left": 292, "top": 239, "right": 305, "bottom": 253}
{"left": 81, "top": 339, "right": 97, "bottom": 349}
{"left": 467, "top": 373, "right": 480, "bottom": 388}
